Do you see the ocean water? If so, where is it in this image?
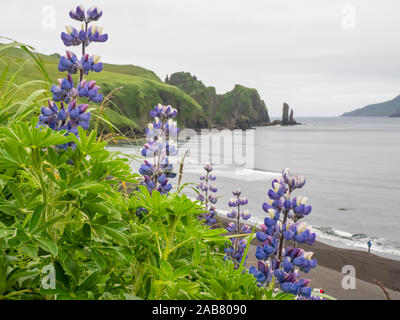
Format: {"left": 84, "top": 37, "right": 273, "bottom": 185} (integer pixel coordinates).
{"left": 109, "top": 117, "right": 400, "bottom": 260}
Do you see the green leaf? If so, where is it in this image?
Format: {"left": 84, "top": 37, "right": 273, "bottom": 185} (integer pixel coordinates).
{"left": 101, "top": 224, "right": 129, "bottom": 246}
{"left": 76, "top": 183, "right": 107, "bottom": 194}
{"left": 6, "top": 181, "right": 24, "bottom": 206}
{"left": 77, "top": 272, "right": 109, "bottom": 293}
{"left": 35, "top": 236, "right": 58, "bottom": 257}
{"left": 28, "top": 204, "right": 45, "bottom": 232}
{"left": 58, "top": 167, "right": 67, "bottom": 181}
{"left": 62, "top": 257, "right": 80, "bottom": 282}
{"left": 192, "top": 241, "right": 201, "bottom": 265}
{"left": 19, "top": 244, "right": 39, "bottom": 259}
{"left": 31, "top": 215, "right": 64, "bottom": 234}
{"left": 82, "top": 223, "right": 91, "bottom": 239}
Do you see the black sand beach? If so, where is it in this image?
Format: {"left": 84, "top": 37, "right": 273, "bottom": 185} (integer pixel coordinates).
{"left": 219, "top": 216, "right": 400, "bottom": 300}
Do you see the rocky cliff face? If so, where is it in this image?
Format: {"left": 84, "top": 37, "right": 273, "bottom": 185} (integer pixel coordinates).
{"left": 166, "top": 72, "right": 270, "bottom": 129}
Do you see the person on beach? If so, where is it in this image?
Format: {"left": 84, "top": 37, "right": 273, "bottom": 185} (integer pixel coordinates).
{"left": 367, "top": 240, "right": 372, "bottom": 253}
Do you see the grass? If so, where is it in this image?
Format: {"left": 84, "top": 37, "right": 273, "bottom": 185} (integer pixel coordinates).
{"left": 0, "top": 43, "right": 208, "bottom": 134}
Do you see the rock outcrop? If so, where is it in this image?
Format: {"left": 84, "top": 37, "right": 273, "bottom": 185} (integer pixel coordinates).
{"left": 166, "top": 72, "right": 270, "bottom": 129}
{"left": 282, "top": 102, "right": 290, "bottom": 124}
{"left": 272, "top": 103, "right": 299, "bottom": 126}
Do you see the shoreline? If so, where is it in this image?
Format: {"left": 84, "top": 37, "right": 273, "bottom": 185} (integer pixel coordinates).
{"left": 218, "top": 215, "right": 400, "bottom": 299}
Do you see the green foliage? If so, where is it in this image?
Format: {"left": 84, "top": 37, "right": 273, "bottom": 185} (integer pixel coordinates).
{"left": 0, "top": 121, "right": 292, "bottom": 300}
{"left": 0, "top": 39, "right": 292, "bottom": 301}
{"left": 0, "top": 39, "right": 51, "bottom": 126}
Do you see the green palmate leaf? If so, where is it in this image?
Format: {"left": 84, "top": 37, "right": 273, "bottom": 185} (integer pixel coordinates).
{"left": 0, "top": 143, "right": 29, "bottom": 168}
{"left": 0, "top": 122, "right": 71, "bottom": 148}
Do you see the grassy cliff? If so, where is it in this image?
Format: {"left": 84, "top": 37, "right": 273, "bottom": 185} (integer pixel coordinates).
{"left": 1, "top": 47, "right": 208, "bottom": 134}
{"left": 166, "top": 72, "right": 270, "bottom": 128}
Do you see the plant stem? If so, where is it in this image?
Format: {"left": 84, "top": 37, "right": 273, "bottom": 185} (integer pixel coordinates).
{"left": 0, "top": 289, "right": 32, "bottom": 300}
{"left": 79, "top": 21, "right": 88, "bottom": 83}
{"left": 277, "top": 209, "right": 289, "bottom": 260}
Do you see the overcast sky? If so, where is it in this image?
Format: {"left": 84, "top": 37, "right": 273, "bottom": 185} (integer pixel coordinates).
{"left": 1, "top": 0, "right": 400, "bottom": 116}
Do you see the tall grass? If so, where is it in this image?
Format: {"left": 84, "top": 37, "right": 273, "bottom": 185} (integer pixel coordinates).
{"left": 0, "top": 37, "right": 51, "bottom": 125}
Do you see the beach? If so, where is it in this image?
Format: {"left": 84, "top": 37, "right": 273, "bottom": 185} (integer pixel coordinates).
{"left": 247, "top": 240, "right": 400, "bottom": 300}
{"left": 216, "top": 215, "right": 400, "bottom": 300}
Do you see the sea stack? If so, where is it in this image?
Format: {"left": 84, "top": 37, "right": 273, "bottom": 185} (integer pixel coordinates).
{"left": 282, "top": 102, "right": 290, "bottom": 125}
{"left": 277, "top": 103, "right": 299, "bottom": 126}
{"left": 289, "top": 108, "right": 297, "bottom": 124}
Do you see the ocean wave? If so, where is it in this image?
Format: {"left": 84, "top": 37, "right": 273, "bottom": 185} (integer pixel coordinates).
{"left": 214, "top": 209, "right": 400, "bottom": 260}
{"left": 312, "top": 226, "right": 400, "bottom": 260}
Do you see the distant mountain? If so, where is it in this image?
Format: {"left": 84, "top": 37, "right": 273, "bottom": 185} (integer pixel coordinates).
{"left": 341, "top": 95, "right": 400, "bottom": 117}
{"left": 166, "top": 72, "right": 270, "bottom": 128}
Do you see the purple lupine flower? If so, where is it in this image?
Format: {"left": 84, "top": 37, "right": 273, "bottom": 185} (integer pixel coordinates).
{"left": 39, "top": 5, "right": 108, "bottom": 149}
{"left": 196, "top": 163, "right": 219, "bottom": 226}
{"left": 249, "top": 168, "right": 318, "bottom": 299}
{"left": 77, "top": 80, "right": 103, "bottom": 103}
{"left": 225, "top": 189, "right": 252, "bottom": 268}
{"left": 241, "top": 210, "right": 251, "bottom": 220}
{"left": 139, "top": 105, "right": 179, "bottom": 195}
{"left": 61, "top": 26, "right": 81, "bottom": 47}
{"left": 87, "top": 6, "right": 103, "bottom": 22}
{"left": 69, "top": 5, "right": 86, "bottom": 21}
{"left": 88, "top": 26, "right": 108, "bottom": 43}
{"left": 58, "top": 51, "right": 79, "bottom": 74}
{"left": 227, "top": 210, "right": 237, "bottom": 219}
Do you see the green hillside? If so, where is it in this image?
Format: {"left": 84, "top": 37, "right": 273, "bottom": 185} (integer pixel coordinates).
{"left": 0, "top": 47, "right": 208, "bottom": 134}
{"left": 166, "top": 72, "right": 270, "bottom": 128}
{"left": 341, "top": 95, "right": 400, "bottom": 117}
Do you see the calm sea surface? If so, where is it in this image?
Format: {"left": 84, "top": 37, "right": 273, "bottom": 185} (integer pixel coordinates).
{"left": 110, "top": 117, "right": 400, "bottom": 259}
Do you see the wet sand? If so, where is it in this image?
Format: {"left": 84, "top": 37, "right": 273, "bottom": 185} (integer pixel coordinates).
{"left": 219, "top": 216, "right": 400, "bottom": 299}
{"left": 246, "top": 242, "right": 400, "bottom": 300}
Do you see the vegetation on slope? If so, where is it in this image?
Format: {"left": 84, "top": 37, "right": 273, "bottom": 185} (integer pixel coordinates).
{"left": 166, "top": 72, "right": 270, "bottom": 128}
{"left": 1, "top": 46, "right": 208, "bottom": 134}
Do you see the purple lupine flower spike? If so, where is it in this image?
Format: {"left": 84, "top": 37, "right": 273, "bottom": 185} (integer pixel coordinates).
{"left": 196, "top": 163, "right": 219, "bottom": 226}
{"left": 225, "top": 189, "right": 251, "bottom": 268}
{"left": 250, "top": 169, "right": 317, "bottom": 299}
{"left": 38, "top": 5, "right": 107, "bottom": 149}
{"left": 139, "top": 105, "right": 179, "bottom": 195}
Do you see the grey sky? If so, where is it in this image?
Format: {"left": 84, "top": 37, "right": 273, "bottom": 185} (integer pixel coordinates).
{"left": 1, "top": 0, "right": 400, "bottom": 116}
